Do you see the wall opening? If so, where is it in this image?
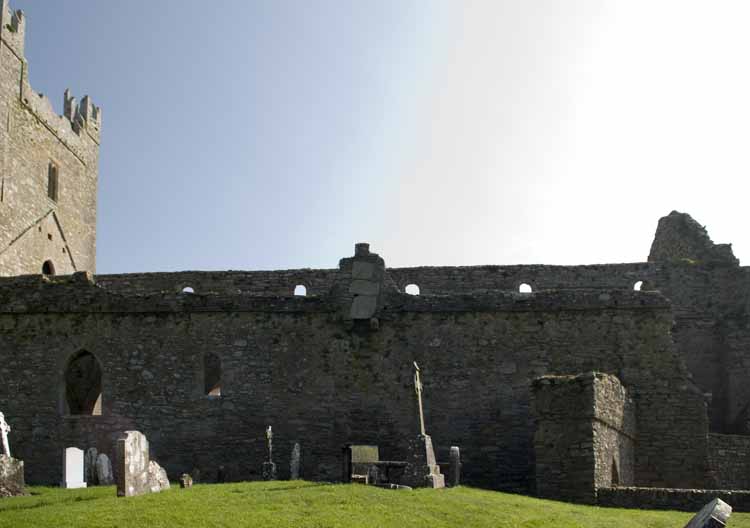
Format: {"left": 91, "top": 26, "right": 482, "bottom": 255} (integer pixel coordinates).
{"left": 405, "top": 284, "right": 420, "bottom": 296}
{"left": 64, "top": 350, "right": 102, "bottom": 415}
{"left": 204, "top": 353, "right": 222, "bottom": 397}
{"left": 611, "top": 458, "right": 620, "bottom": 486}
{"left": 182, "top": 286, "right": 195, "bottom": 294}
{"left": 294, "top": 285, "right": 307, "bottom": 296}
{"left": 633, "top": 280, "right": 643, "bottom": 291}
{"left": 47, "top": 163, "right": 59, "bottom": 202}
{"left": 519, "top": 283, "right": 532, "bottom": 293}
{"left": 42, "top": 260, "right": 55, "bottom": 276}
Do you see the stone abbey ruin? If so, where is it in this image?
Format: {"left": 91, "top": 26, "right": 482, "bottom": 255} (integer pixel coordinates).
{"left": 1, "top": 1, "right": 750, "bottom": 508}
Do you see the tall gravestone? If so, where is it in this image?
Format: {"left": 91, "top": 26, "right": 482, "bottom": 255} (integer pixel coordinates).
{"left": 262, "top": 426, "right": 277, "bottom": 480}
{"left": 116, "top": 430, "right": 169, "bottom": 497}
{"left": 84, "top": 448, "right": 98, "bottom": 486}
{"left": 62, "top": 447, "right": 87, "bottom": 489}
{"left": 448, "top": 446, "right": 461, "bottom": 487}
{"left": 402, "top": 363, "right": 445, "bottom": 488}
{"left": 290, "top": 442, "right": 301, "bottom": 480}
{"left": 96, "top": 453, "right": 114, "bottom": 485}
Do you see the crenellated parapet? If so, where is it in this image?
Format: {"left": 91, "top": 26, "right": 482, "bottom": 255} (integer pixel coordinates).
{"left": 0, "top": 1, "right": 101, "bottom": 165}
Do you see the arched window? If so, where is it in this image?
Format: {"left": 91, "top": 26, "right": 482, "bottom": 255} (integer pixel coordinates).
{"left": 182, "top": 286, "right": 195, "bottom": 294}
{"left": 405, "top": 284, "right": 420, "bottom": 296}
{"left": 633, "top": 280, "right": 643, "bottom": 291}
{"left": 42, "top": 260, "right": 55, "bottom": 276}
{"left": 47, "top": 163, "right": 59, "bottom": 202}
{"left": 519, "top": 283, "right": 532, "bottom": 293}
{"left": 294, "top": 285, "right": 307, "bottom": 296}
{"left": 204, "top": 353, "right": 222, "bottom": 397}
{"left": 64, "top": 350, "right": 102, "bottom": 415}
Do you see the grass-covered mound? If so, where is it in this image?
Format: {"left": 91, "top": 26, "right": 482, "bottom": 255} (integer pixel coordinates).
{"left": 1, "top": 481, "right": 749, "bottom": 528}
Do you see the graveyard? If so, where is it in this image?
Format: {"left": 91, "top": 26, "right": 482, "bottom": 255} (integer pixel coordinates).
{"left": 0, "top": 481, "right": 748, "bottom": 528}
{"left": 3, "top": 2, "right": 750, "bottom": 526}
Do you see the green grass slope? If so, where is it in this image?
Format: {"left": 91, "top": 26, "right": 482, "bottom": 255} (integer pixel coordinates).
{"left": 0, "top": 481, "right": 748, "bottom": 528}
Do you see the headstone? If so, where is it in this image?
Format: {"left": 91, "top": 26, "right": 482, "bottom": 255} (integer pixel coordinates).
{"left": 448, "top": 446, "right": 461, "bottom": 487}
{"left": 0, "top": 412, "right": 11, "bottom": 457}
{"left": 684, "top": 498, "right": 732, "bottom": 528}
{"left": 84, "top": 448, "right": 98, "bottom": 486}
{"left": 192, "top": 468, "right": 201, "bottom": 483}
{"left": 96, "top": 453, "right": 114, "bottom": 485}
{"left": 402, "top": 434, "right": 445, "bottom": 489}
{"left": 179, "top": 473, "right": 193, "bottom": 488}
{"left": 217, "top": 465, "right": 226, "bottom": 483}
{"left": 400, "top": 363, "right": 445, "bottom": 488}
{"left": 116, "top": 430, "right": 168, "bottom": 497}
{"left": 290, "top": 442, "right": 301, "bottom": 480}
{"left": 146, "top": 460, "right": 170, "bottom": 493}
{"left": 62, "top": 447, "right": 87, "bottom": 489}
{"left": 262, "top": 425, "right": 277, "bottom": 480}
{"left": 262, "top": 461, "right": 277, "bottom": 481}
{"left": 367, "top": 464, "right": 380, "bottom": 485}
{"left": 0, "top": 454, "right": 25, "bottom": 497}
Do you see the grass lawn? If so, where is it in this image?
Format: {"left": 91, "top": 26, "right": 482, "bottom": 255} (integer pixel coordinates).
{"left": 0, "top": 481, "right": 747, "bottom": 528}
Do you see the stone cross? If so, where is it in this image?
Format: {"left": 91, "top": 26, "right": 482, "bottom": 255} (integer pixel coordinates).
{"left": 413, "top": 362, "right": 426, "bottom": 436}
{"left": 0, "top": 412, "right": 10, "bottom": 458}
{"left": 265, "top": 425, "right": 273, "bottom": 463}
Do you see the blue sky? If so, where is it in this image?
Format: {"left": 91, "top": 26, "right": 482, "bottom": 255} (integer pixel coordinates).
{"left": 12, "top": 1, "right": 750, "bottom": 272}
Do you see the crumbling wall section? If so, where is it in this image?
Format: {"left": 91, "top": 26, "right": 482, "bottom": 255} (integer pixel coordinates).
{"left": 532, "top": 373, "right": 635, "bottom": 503}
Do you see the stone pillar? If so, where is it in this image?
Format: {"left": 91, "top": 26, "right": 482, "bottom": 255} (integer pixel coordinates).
{"left": 448, "top": 446, "right": 461, "bottom": 487}
{"left": 62, "top": 447, "right": 87, "bottom": 489}
{"left": 290, "top": 443, "right": 301, "bottom": 480}
{"left": 402, "top": 434, "right": 445, "bottom": 489}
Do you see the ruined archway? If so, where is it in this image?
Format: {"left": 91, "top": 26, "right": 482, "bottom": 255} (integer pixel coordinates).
{"left": 64, "top": 350, "right": 102, "bottom": 415}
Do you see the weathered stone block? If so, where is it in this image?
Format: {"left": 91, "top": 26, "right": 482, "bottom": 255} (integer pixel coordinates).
{"left": 179, "top": 473, "right": 193, "bottom": 489}
{"left": 116, "top": 431, "right": 168, "bottom": 497}
{"left": 402, "top": 435, "right": 445, "bottom": 489}
{"left": 262, "top": 461, "right": 277, "bottom": 481}
{"left": 685, "top": 498, "right": 732, "bottom": 528}
{"left": 448, "top": 446, "right": 461, "bottom": 487}
{"left": 0, "top": 455, "right": 25, "bottom": 497}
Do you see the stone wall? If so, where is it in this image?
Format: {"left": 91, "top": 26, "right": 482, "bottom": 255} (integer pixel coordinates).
{"left": 0, "top": 250, "right": 709, "bottom": 491}
{"left": 532, "top": 373, "right": 635, "bottom": 503}
{"left": 708, "top": 433, "right": 750, "bottom": 489}
{"left": 0, "top": 0, "right": 100, "bottom": 277}
{"left": 597, "top": 486, "right": 750, "bottom": 512}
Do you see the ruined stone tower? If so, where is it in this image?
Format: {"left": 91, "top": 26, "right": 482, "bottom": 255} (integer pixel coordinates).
{"left": 0, "top": 1, "right": 100, "bottom": 276}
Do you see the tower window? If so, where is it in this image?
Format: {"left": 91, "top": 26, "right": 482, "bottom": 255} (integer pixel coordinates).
{"left": 47, "top": 163, "right": 59, "bottom": 202}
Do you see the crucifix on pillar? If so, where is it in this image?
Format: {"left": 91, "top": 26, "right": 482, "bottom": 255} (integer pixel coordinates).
{"left": 413, "top": 362, "right": 426, "bottom": 436}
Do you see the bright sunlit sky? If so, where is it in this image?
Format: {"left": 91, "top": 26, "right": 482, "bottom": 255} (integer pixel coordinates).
{"left": 12, "top": 1, "right": 750, "bottom": 272}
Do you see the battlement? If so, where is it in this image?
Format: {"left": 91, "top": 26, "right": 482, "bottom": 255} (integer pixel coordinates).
{"left": 0, "top": 1, "right": 101, "bottom": 163}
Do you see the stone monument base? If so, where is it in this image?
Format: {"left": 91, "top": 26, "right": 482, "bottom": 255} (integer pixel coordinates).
{"left": 402, "top": 434, "right": 445, "bottom": 489}
{"left": 0, "top": 455, "right": 26, "bottom": 497}
{"left": 262, "top": 461, "right": 277, "bottom": 481}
